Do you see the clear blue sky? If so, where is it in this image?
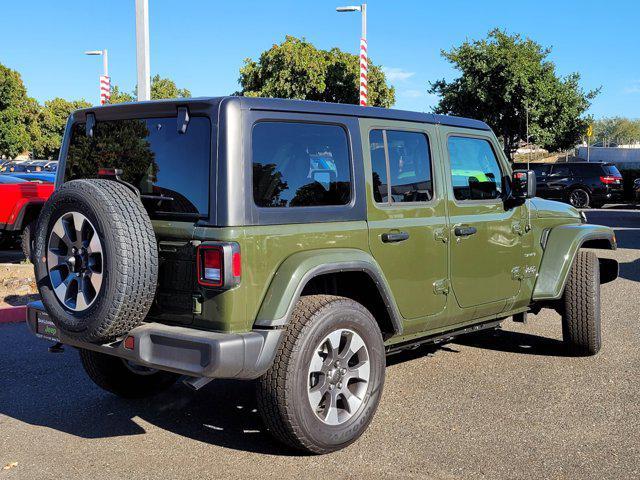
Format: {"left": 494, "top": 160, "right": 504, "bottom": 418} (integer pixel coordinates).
{"left": 2, "top": 0, "right": 638, "bottom": 118}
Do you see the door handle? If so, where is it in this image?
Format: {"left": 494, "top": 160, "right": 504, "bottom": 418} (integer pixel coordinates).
{"left": 381, "top": 231, "right": 410, "bottom": 243}
{"left": 454, "top": 226, "right": 477, "bottom": 237}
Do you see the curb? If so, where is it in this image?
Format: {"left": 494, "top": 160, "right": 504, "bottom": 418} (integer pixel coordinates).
{"left": 0, "top": 306, "right": 27, "bottom": 324}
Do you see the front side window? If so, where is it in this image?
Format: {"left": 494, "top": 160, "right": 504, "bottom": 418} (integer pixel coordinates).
{"left": 252, "top": 122, "right": 351, "bottom": 208}
{"left": 448, "top": 136, "right": 503, "bottom": 201}
{"left": 368, "top": 129, "right": 433, "bottom": 204}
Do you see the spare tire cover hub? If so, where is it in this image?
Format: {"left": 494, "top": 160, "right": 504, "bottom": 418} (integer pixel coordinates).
{"left": 47, "top": 211, "right": 103, "bottom": 312}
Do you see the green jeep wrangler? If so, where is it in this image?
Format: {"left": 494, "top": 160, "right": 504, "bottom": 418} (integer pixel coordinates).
{"left": 28, "top": 97, "right": 618, "bottom": 454}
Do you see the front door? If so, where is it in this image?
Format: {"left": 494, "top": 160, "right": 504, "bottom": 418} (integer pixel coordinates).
{"left": 361, "top": 120, "right": 448, "bottom": 332}
{"left": 443, "top": 130, "right": 524, "bottom": 310}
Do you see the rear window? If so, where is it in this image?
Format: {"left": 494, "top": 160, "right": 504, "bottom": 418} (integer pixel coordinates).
{"left": 65, "top": 117, "right": 211, "bottom": 218}
{"left": 252, "top": 122, "right": 351, "bottom": 208}
{"left": 602, "top": 164, "right": 621, "bottom": 176}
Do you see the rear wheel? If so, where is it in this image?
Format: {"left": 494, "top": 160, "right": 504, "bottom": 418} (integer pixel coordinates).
{"left": 568, "top": 188, "right": 590, "bottom": 208}
{"left": 79, "top": 349, "right": 179, "bottom": 398}
{"left": 561, "top": 250, "right": 602, "bottom": 355}
{"left": 257, "top": 295, "right": 385, "bottom": 454}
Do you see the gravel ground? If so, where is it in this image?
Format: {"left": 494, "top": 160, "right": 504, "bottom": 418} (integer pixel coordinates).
{"left": 0, "top": 208, "right": 638, "bottom": 480}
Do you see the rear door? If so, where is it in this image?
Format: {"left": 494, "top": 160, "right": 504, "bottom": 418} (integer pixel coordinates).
{"left": 442, "top": 128, "right": 524, "bottom": 311}
{"left": 361, "top": 119, "right": 448, "bottom": 331}
{"left": 546, "top": 164, "right": 574, "bottom": 199}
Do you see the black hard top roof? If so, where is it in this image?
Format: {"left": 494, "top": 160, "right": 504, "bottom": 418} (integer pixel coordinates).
{"left": 76, "top": 96, "right": 492, "bottom": 131}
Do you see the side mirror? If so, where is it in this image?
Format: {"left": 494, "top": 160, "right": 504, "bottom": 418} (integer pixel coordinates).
{"left": 512, "top": 169, "right": 536, "bottom": 199}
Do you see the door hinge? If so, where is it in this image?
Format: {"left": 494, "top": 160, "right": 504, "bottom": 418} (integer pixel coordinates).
{"left": 434, "top": 228, "right": 449, "bottom": 243}
{"left": 433, "top": 279, "right": 450, "bottom": 295}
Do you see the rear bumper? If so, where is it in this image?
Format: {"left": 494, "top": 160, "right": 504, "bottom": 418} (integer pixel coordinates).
{"left": 26, "top": 301, "right": 283, "bottom": 380}
{"left": 593, "top": 187, "right": 624, "bottom": 203}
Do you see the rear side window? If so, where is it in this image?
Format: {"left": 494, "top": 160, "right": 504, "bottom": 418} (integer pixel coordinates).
{"left": 550, "top": 165, "right": 572, "bottom": 177}
{"left": 448, "top": 136, "right": 503, "bottom": 201}
{"left": 65, "top": 117, "right": 211, "bottom": 218}
{"left": 368, "top": 129, "right": 433, "bottom": 204}
{"left": 602, "top": 165, "right": 621, "bottom": 176}
{"left": 252, "top": 122, "right": 351, "bottom": 208}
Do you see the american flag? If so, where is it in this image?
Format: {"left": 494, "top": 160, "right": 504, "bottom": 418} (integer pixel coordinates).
{"left": 100, "top": 75, "right": 111, "bottom": 105}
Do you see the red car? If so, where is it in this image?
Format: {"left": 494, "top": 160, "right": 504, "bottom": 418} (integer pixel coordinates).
{"left": 0, "top": 175, "right": 54, "bottom": 257}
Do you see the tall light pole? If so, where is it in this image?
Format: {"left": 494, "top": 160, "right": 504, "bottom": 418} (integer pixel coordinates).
{"left": 336, "top": 4, "right": 367, "bottom": 106}
{"left": 85, "top": 50, "right": 110, "bottom": 105}
{"left": 135, "top": 0, "right": 151, "bottom": 101}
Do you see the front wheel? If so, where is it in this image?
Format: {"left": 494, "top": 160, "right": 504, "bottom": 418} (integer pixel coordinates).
{"left": 79, "top": 349, "right": 180, "bottom": 398}
{"left": 257, "top": 295, "right": 386, "bottom": 454}
{"left": 561, "top": 250, "right": 602, "bottom": 355}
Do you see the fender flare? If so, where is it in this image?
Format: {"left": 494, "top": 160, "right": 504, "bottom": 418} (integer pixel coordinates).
{"left": 253, "top": 248, "right": 403, "bottom": 335}
{"left": 533, "top": 224, "right": 617, "bottom": 301}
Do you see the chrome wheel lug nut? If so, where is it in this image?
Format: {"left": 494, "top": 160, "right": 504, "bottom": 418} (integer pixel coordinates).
{"left": 337, "top": 383, "right": 342, "bottom": 389}
{"left": 340, "top": 368, "right": 347, "bottom": 375}
{"left": 329, "top": 384, "right": 335, "bottom": 390}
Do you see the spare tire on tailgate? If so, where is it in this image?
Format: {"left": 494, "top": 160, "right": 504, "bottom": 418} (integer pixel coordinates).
{"left": 33, "top": 179, "right": 158, "bottom": 343}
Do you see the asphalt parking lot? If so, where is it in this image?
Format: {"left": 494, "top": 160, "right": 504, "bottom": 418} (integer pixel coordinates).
{"left": 0, "top": 207, "right": 638, "bottom": 480}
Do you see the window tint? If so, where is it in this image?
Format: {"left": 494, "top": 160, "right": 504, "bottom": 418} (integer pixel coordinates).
{"left": 368, "top": 129, "right": 433, "bottom": 204}
{"left": 602, "top": 165, "right": 621, "bottom": 176}
{"left": 252, "top": 122, "right": 351, "bottom": 208}
{"left": 387, "top": 131, "right": 432, "bottom": 203}
{"left": 448, "top": 136, "right": 503, "bottom": 201}
{"left": 369, "top": 130, "right": 388, "bottom": 203}
{"left": 551, "top": 165, "right": 572, "bottom": 177}
{"left": 65, "top": 117, "right": 211, "bottom": 218}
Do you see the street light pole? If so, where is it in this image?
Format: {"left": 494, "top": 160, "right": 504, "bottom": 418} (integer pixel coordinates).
{"left": 85, "top": 49, "right": 110, "bottom": 105}
{"left": 135, "top": 0, "right": 151, "bottom": 101}
{"left": 336, "top": 4, "right": 368, "bottom": 106}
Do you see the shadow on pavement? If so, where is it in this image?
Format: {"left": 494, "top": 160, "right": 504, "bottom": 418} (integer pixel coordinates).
{"left": 3, "top": 293, "right": 40, "bottom": 306}
{"left": 453, "top": 328, "right": 571, "bottom": 357}
{"left": 0, "top": 323, "right": 302, "bottom": 456}
{"left": 619, "top": 258, "right": 640, "bottom": 282}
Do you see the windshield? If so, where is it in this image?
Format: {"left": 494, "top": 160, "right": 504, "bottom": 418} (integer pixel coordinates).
{"left": 64, "top": 116, "right": 212, "bottom": 219}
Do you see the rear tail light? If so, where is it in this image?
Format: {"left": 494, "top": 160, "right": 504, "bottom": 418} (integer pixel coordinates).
{"left": 197, "top": 243, "right": 241, "bottom": 289}
{"left": 600, "top": 175, "right": 621, "bottom": 184}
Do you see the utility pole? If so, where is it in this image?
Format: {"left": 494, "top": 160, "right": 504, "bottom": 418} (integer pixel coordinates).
{"left": 336, "top": 4, "right": 367, "bottom": 106}
{"left": 135, "top": 0, "right": 151, "bottom": 101}
{"left": 84, "top": 49, "right": 110, "bottom": 105}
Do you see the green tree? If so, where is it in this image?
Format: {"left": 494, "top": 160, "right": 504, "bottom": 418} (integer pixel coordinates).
{"left": 429, "top": 29, "right": 598, "bottom": 158}
{"left": 32, "top": 97, "right": 91, "bottom": 159}
{"left": 0, "top": 63, "right": 39, "bottom": 158}
{"left": 109, "top": 75, "right": 191, "bottom": 104}
{"left": 238, "top": 36, "right": 395, "bottom": 107}
{"left": 592, "top": 117, "right": 640, "bottom": 146}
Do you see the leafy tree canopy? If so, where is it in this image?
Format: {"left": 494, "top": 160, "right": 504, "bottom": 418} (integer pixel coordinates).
{"left": 32, "top": 97, "right": 91, "bottom": 159}
{"left": 109, "top": 75, "right": 191, "bottom": 104}
{"left": 592, "top": 117, "right": 640, "bottom": 146}
{"left": 0, "top": 63, "right": 39, "bottom": 158}
{"left": 238, "top": 35, "right": 395, "bottom": 108}
{"left": 429, "top": 29, "right": 598, "bottom": 158}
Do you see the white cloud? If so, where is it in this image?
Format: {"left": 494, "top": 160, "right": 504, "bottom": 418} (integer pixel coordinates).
{"left": 382, "top": 67, "right": 415, "bottom": 82}
{"left": 623, "top": 81, "right": 640, "bottom": 94}
{"left": 401, "top": 89, "right": 424, "bottom": 98}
